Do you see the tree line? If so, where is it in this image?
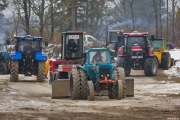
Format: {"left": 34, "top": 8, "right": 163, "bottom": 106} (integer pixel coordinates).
{"left": 0, "top": 0, "right": 180, "bottom": 47}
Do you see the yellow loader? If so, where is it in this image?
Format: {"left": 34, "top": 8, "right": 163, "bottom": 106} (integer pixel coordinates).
{"left": 149, "top": 36, "right": 175, "bottom": 70}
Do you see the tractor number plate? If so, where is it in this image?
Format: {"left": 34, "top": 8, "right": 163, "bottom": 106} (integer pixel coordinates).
{"left": 69, "top": 35, "right": 79, "bottom": 39}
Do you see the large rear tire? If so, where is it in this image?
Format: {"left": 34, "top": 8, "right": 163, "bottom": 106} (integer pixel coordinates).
{"left": 10, "top": 60, "right": 18, "bottom": 82}
{"left": 117, "top": 57, "right": 130, "bottom": 77}
{"left": 87, "top": 81, "right": 94, "bottom": 101}
{"left": 117, "top": 67, "right": 126, "bottom": 98}
{"left": 0, "top": 63, "right": 7, "bottom": 75}
{"left": 144, "top": 57, "right": 158, "bottom": 76}
{"left": 162, "top": 53, "right": 171, "bottom": 70}
{"left": 37, "top": 61, "right": 46, "bottom": 82}
{"left": 70, "top": 68, "right": 81, "bottom": 99}
{"left": 79, "top": 69, "right": 88, "bottom": 99}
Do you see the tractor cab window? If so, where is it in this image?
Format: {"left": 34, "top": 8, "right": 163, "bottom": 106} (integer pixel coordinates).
{"left": 109, "top": 32, "right": 119, "bottom": 42}
{"left": 65, "top": 34, "right": 83, "bottom": 59}
{"left": 126, "top": 37, "right": 145, "bottom": 55}
{"left": 128, "top": 37, "right": 145, "bottom": 48}
{"left": 90, "top": 51, "right": 110, "bottom": 64}
{"left": 17, "top": 40, "right": 40, "bottom": 53}
{"left": 151, "top": 40, "right": 162, "bottom": 49}
{"left": 0, "top": 45, "right": 7, "bottom": 52}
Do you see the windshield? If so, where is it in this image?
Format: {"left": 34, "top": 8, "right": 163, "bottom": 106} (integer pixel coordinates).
{"left": 109, "top": 32, "right": 120, "bottom": 42}
{"left": 65, "top": 34, "right": 83, "bottom": 58}
{"left": 127, "top": 37, "right": 145, "bottom": 48}
{"left": 17, "top": 40, "right": 40, "bottom": 52}
{"left": 151, "top": 41, "right": 162, "bottom": 49}
{"left": 89, "top": 51, "right": 110, "bottom": 64}
{"left": 0, "top": 45, "right": 7, "bottom": 52}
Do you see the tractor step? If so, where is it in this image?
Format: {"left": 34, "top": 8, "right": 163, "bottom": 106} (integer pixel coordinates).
{"left": 51, "top": 80, "right": 70, "bottom": 99}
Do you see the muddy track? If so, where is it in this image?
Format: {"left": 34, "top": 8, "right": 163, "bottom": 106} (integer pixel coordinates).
{"left": 0, "top": 71, "right": 180, "bottom": 120}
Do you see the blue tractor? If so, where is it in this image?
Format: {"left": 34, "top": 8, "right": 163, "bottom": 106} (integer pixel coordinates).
{"left": 70, "top": 48, "right": 126, "bottom": 101}
{"left": 0, "top": 43, "right": 9, "bottom": 74}
{"left": 6, "top": 35, "right": 48, "bottom": 82}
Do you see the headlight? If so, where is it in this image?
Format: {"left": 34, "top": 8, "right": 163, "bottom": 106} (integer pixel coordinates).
{"left": 58, "top": 65, "right": 62, "bottom": 71}
{"left": 107, "top": 74, "right": 109, "bottom": 77}
{"left": 101, "top": 75, "right": 103, "bottom": 78}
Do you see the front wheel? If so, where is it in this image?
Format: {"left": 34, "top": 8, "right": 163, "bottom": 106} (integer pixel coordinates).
{"left": 87, "top": 81, "right": 94, "bottom": 101}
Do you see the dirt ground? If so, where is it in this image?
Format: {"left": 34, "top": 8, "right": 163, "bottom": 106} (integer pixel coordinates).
{"left": 0, "top": 70, "right": 180, "bottom": 120}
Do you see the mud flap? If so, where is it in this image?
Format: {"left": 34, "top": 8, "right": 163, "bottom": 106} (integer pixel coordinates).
{"left": 126, "top": 78, "right": 134, "bottom": 97}
{"left": 52, "top": 80, "right": 70, "bottom": 99}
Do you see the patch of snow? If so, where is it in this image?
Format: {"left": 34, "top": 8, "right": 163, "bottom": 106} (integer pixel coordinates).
{"left": 164, "top": 48, "right": 180, "bottom": 77}
{"left": 169, "top": 48, "right": 180, "bottom": 61}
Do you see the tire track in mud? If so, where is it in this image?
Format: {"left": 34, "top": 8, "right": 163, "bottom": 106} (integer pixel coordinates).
{"left": 0, "top": 75, "right": 51, "bottom": 97}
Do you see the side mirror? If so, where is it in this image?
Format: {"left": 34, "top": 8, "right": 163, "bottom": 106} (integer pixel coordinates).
{"left": 45, "top": 40, "right": 48, "bottom": 47}
{"left": 6, "top": 38, "right": 10, "bottom": 45}
{"left": 151, "top": 35, "right": 154, "bottom": 41}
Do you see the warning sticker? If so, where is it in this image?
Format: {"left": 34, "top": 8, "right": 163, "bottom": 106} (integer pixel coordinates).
{"left": 69, "top": 35, "right": 79, "bottom": 39}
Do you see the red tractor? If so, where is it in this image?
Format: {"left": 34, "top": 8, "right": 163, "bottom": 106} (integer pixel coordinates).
{"left": 49, "top": 31, "right": 85, "bottom": 98}
{"left": 117, "top": 31, "right": 158, "bottom": 77}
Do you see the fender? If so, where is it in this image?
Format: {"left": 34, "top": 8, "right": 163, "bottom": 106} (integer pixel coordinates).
{"left": 35, "top": 52, "right": 47, "bottom": 61}
{"left": 10, "top": 51, "right": 22, "bottom": 60}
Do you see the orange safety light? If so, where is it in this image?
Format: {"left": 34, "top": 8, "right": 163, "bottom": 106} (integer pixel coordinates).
{"left": 13, "top": 34, "right": 16, "bottom": 38}
{"left": 83, "top": 32, "right": 86, "bottom": 34}
{"left": 106, "top": 46, "right": 110, "bottom": 49}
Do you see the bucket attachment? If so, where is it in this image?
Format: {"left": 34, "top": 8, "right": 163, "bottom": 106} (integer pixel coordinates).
{"left": 52, "top": 79, "right": 70, "bottom": 99}
{"left": 126, "top": 78, "right": 134, "bottom": 97}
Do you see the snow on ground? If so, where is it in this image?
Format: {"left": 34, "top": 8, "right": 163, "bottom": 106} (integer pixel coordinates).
{"left": 164, "top": 48, "right": 180, "bottom": 77}
{"left": 169, "top": 48, "right": 180, "bottom": 61}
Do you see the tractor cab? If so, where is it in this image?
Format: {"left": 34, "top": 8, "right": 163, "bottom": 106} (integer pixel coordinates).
{"left": 149, "top": 37, "right": 167, "bottom": 52}
{"left": 149, "top": 36, "right": 174, "bottom": 69}
{"left": 122, "top": 31, "right": 149, "bottom": 56}
{"left": 106, "top": 30, "right": 124, "bottom": 56}
{"left": 82, "top": 48, "right": 114, "bottom": 82}
{"left": 61, "top": 31, "right": 84, "bottom": 60}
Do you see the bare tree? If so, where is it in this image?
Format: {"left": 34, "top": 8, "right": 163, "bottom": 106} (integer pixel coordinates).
{"left": 0, "top": 0, "right": 8, "bottom": 11}
{"left": 23, "top": 0, "right": 30, "bottom": 35}
{"left": 153, "top": 0, "right": 159, "bottom": 37}
{"left": 31, "top": 0, "right": 49, "bottom": 36}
